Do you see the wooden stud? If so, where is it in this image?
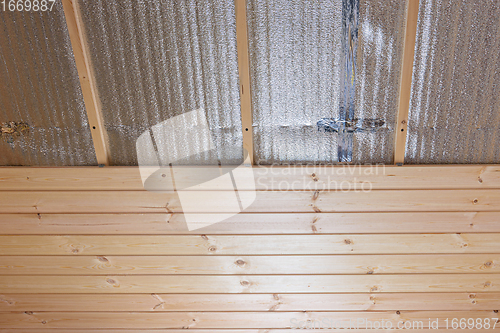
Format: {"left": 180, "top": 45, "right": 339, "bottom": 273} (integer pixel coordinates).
{"left": 62, "top": 0, "right": 111, "bottom": 165}
{"left": 394, "top": 0, "right": 420, "bottom": 164}
{"left": 235, "top": 0, "right": 254, "bottom": 164}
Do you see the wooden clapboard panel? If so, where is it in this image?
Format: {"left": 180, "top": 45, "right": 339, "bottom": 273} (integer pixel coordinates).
{"left": 0, "top": 311, "right": 499, "bottom": 329}
{"left": 0, "top": 189, "right": 500, "bottom": 213}
{"left": 0, "top": 166, "right": 499, "bottom": 331}
{"left": 1, "top": 212, "right": 499, "bottom": 234}
{"left": 0, "top": 254, "right": 497, "bottom": 275}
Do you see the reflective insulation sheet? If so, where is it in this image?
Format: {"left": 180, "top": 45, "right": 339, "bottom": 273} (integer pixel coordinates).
{"left": 353, "top": 0, "right": 406, "bottom": 163}
{"left": 248, "top": 0, "right": 406, "bottom": 164}
{"left": 406, "top": 0, "right": 500, "bottom": 164}
{"left": 78, "top": 0, "right": 243, "bottom": 166}
{"left": 248, "top": 0, "right": 343, "bottom": 164}
{"left": 0, "top": 3, "right": 96, "bottom": 166}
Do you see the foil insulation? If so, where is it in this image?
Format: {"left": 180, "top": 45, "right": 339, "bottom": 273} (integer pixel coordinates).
{"left": 0, "top": 3, "right": 96, "bottom": 166}
{"left": 353, "top": 0, "right": 406, "bottom": 163}
{"left": 406, "top": 0, "right": 500, "bottom": 164}
{"left": 248, "top": 0, "right": 406, "bottom": 164}
{"left": 78, "top": 0, "right": 243, "bottom": 166}
{"left": 248, "top": 0, "right": 343, "bottom": 164}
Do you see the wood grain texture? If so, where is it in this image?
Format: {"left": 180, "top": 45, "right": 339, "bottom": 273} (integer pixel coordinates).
{"left": 1, "top": 165, "right": 499, "bottom": 190}
{"left": 0, "top": 254, "right": 498, "bottom": 275}
{"left": 0, "top": 234, "right": 497, "bottom": 255}
{"left": 1, "top": 190, "right": 500, "bottom": 213}
{"left": 1, "top": 212, "right": 499, "bottom": 234}
{"left": 0, "top": 274, "right": 499, "bottom": 294}
{"left": 394, "top": 0, "right": 420, "bottom": 164}
{"left": 1, "top": 293, "right": 498, "bottom": 312}
{"left": 0, "top": 311, "right": 498, "bottom": 329}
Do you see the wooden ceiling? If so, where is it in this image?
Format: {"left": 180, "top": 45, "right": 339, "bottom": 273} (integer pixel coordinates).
{"left": 0, "top": 165, "right": 499, "bottom": 330}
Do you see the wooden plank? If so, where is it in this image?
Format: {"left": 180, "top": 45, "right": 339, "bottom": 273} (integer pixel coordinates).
{"left": 1, "top": 189, "right": 500, "bottom": 213}
{"left": 1, "top": 212, "right": 499, "bottom": 234}
{"left": 2, "top": 328, "right": 496, "bottom": 333}
{"left": 61, "top": 0, "right": 110, "bottom": 165}
{"left": 1, "top": 254, "right": 498, "bottom": 275}
{"left": 394, "top": 0, "right": 420, "bottom": 164}
{"left": 0, "top": 234, "right": 497, "bottom": 255}
{"left": 0, "top": 274, "right": 499, "bottom": 294}
{"left": 1, "top": 293, "right": 498, "bottom": 312}
{"left": 235, "top": 0, "right": 254, "bottom": 164}
{"left": 0, "top": 311, "right": 499, "bottom": 329}
{"left": 1, "top": 165, "right": 499, "bottom": 190}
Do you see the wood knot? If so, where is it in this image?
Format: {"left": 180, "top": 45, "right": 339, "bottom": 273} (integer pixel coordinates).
{"left": 312, "top": 191, "right": 320, "bottom": 201}
{"left": 478, "top": 177, "right": 483, "bottom": 183}
{"left": 485, "top": 261, "right": 493, "bottom": 267}
{"left": 396, "top": 311, "right": 401, "bottom": 315}
{"left": 273, "top": 294, "right": 280, "bottom": 301}
{"left": 311, "top": 173, "right": 319, "bottom": 182}
{"left": 494, "top": 310, "right": 498, "bottom": 313}
{"left": 72, "top": 248, "right": 80, "bottom": 254}
{"left": 24, "top": 311, "right": 33, "bottom": 315}
{"left": 462, "top": 243, "right": 468, "bottom": 248}
{"left": 471, "top": 299, "right": 476, "bottom": 304}
{"left": 240, "top": 280, "right": 250, "bottom": 287}
{"left": 106, "top": 278, "right": 117, "bottom": 285}
{"left": 344, "top": 239, "right": 352, "bottom": 245}
{"left": 484, "top": 281, "right": 491, "bottom": 287}
{"left": 473, "top": 198, "right": 479, "bottom": 204}
{"left": 469, "top": 293, "right": 476, "bottom": 299}
{"left": 97, "top": 256, "right": 109, "bottom": 263}
{"left": 208, "top": 246, "right": 217, "bottom": 252}
{"left": 370, "top": 286, "right": 378, "bottom": 292}
{"left": 367, "top": 270, "right": 374, "bottom": 274}
{"left": 41, "top": 320, "right": 47, "bottom": 324}
{"left": 201, "top": 235, "right": 208, "bottom": 240}
{"left": 235, "top": 259, "right": 246, "bottom": 267}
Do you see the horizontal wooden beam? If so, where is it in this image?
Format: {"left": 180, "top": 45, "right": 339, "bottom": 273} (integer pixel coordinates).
{"left": 0, "top": 212, "right": 498, "bottom": 234}
{"left": 0, "top": 165, "right": 498, "bottom": 190}
{"left": 0, "top": 234, "right": 497, "bottom": 255}
{"left": 1, "top": 254, "right": 497, "bottom": 275}
{"left": 1, "top": 189, "right": 499, "bottom": 213}
{"left": 1, "top": 293, "right": 498, "bottom": 312}
{"left": 1, "top": 311, "right": 499, "bottom": 328}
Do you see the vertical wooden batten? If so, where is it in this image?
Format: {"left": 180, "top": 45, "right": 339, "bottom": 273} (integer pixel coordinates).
{"left": 394, "top": 0, "right": 420, "bottom": 164}
{"left": 62, "top": 0, "right": 111, "bottom": 166}
{"left": 235, "top": 0, "right": 255, "bottom": 164}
